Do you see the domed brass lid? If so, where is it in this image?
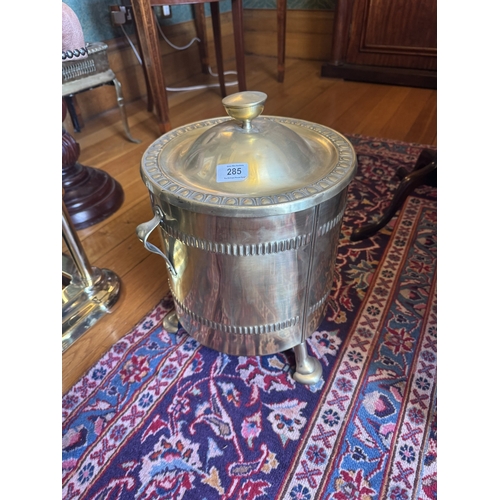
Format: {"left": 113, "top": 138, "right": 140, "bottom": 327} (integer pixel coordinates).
{"left": 141, "top": 91, "right": 357, "bottom": 216}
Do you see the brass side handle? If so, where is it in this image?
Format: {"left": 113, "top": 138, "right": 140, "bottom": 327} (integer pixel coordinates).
{"left": 136, "top": 208, "right": 177, "bottom": 277}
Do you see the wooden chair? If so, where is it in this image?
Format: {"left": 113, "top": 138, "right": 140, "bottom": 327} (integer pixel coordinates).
{"left": 129, "top": 0, "right": 287, "bottom": 135}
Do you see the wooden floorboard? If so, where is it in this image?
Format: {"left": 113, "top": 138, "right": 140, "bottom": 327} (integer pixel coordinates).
{"left": 62, "top": 54, "right": 437, "bottom": 394}
{"left": 404, "top": 92, "right": 438, "bottom": 145}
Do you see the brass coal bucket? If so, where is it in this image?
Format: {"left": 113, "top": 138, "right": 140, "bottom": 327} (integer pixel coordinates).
{"left": 137, "top": 92, "right": 357, "bottom": 384}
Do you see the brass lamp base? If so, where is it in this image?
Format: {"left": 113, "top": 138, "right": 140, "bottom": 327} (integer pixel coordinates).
{"left": 62, "top": 254, "right": 121, "bottom": 352}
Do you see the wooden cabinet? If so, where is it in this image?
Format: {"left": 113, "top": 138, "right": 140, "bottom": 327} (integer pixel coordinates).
{"left": 321, "top": 0, "right": 436, "bottom": 88}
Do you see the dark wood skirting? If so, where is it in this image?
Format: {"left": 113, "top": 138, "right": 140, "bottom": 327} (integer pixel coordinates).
{"left": 321, "top": 63, "right": 436, "bottom": 89}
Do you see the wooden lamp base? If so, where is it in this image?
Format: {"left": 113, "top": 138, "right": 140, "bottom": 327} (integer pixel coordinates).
{"left": 62, "top": 101, "right": 124, "bottom": 230}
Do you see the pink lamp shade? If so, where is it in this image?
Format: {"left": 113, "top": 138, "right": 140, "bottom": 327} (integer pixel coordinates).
{"left": 62, "top": 2, "right": 88, "bottom": 60}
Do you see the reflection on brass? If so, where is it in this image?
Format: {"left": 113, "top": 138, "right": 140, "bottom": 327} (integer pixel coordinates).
{"left": 62, "top": 201, "right": 121, "bottom": 353}
{"left": 222, "top": 91, "right": 267, "bottom": 131}
{"left": 137, "top": 92, "right": 357, "bottom": 384}
{"left": 293, "top": 341, "right": 323, "bottom": 385}
{"left": 162, "top": 310, "right": 179, "bottom": 332}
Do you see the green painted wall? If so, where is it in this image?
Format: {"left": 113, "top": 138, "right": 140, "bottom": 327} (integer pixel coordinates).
{"left": 63, "top": 0, "right": 335, "bottom": 45}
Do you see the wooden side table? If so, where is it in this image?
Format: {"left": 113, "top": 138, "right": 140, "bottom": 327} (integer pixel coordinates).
{"left": 129, "top": 0, "right": 288, "bottom": 135}
{"left": 130, "top": 0, "right": 247, "bottom": 134}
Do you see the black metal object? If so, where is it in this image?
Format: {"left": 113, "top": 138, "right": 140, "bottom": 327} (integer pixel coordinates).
{"left": 350, "top": 149, "right": 437, "bottom": 241}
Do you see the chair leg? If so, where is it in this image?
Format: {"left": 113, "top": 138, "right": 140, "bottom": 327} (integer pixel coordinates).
{"left": 132, "top": 15, "right": 154, "bottom": 112}
{"left": 193, "top": 4, "right": 210, "bottom": 74}
{"left": 231, "top": 0, "right": 247, "bottom": 92}
{"left": 210, "top": 1, "right": 226, "bottom": 97}
{"left": 130, "top": 0, "right": 172, "bottom": 134}
{"left": 64, "top": 96, "right": 83, "bottom": 133}
{"left": 112, "top": 78, "right": 141, "bottom": 144}
{"left": 277, "top": 0, "right": 287, "bottom": 82}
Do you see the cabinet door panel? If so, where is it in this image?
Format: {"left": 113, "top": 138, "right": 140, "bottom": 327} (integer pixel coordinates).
{"left": 346, "top": 0, "right": 437, "bottom": 70}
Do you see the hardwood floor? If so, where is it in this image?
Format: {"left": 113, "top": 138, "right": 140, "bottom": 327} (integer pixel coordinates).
{"left": 62, "top": 54, "right": 437, "bottom": 394}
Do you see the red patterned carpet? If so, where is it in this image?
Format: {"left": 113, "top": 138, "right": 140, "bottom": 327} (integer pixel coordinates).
{"left": 63, "top": 136, "right": 437, "bottom": 500}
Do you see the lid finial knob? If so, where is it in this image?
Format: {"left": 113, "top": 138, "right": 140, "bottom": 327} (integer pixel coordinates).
{"left": 222, "top": 91, "right": 267, "bottom": 131}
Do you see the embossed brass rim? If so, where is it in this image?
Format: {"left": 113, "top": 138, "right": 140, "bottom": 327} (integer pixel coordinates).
{"left": 141, "top": 116, "right": 357, "bottom": 217}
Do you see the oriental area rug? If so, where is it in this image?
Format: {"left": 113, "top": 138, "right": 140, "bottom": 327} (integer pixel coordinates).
{"left": 62, "top": 136, "right": 437, "bottom": 500}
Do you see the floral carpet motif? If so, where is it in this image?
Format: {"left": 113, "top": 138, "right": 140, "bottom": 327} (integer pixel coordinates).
{"left": 62, "top": 136, "right": 437, "bottom": 499}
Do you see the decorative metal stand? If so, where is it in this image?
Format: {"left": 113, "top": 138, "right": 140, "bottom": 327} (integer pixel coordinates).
{"left": 62, "top": 199, "right": 122, "bottom": 353}
{"left": 62, "top": 41, "right": 140, "bottom": 144}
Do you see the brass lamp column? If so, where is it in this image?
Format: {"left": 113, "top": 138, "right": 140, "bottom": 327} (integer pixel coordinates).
{"left": 62, "top": 197, "right": 122, "bottom": 352}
